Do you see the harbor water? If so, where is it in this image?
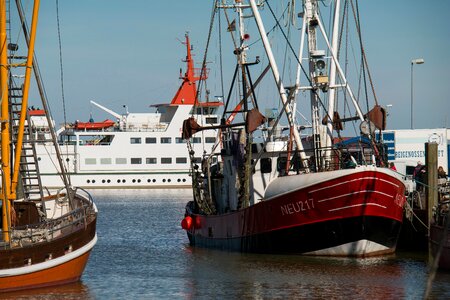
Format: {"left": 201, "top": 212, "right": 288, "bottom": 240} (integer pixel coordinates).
{"left": 2, "top": 189, "right": 450, "bottom": 299}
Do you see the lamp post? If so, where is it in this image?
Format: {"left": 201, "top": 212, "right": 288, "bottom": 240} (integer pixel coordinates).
{"left": 410, "top": 58, "right": 424, "bottom": 129}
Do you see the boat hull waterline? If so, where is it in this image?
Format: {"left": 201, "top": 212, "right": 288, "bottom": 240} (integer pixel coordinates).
{"left": 0, "top": 235, "right": 97, "bottom": 292}
{"left": 185, "top": 168, "right": 406, "bottom": 256}
{"left": 0, "top": 199, "right": 97, "bottom": 292}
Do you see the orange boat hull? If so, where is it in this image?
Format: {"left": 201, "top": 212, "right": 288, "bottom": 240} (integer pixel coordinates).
{"left": 0, "top": 250, "right": 92, "bottom": 292}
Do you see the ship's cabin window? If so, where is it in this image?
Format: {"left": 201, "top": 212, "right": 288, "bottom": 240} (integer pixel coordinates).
{"left": 130, "top": 137, "right": 141, "bottom": 144}
{"left": 205, "top": 137, "right": 216, "bottom": 144}
{"left": 161, "top": 157, "right": 172, "bottom": 164}
{"left": 79, "top": 135, "right": 114, "bottom": 146}
{"left": 191, "top": 137, "right": 201, "bottom": 144}
{"left": 192, "top": 157, "right": 202, "bottom": 164}
{"left": 85, "top": 158, "right": 96, "bottom": 165}
{"left": 176, "top": 157, "right": 187, "bottom": 164}
{"left": 100, "top": 158, "right": 112, "bottom": 165}
{"left": 277, "top": 157, "right": 287, "bottom": 173}
{"left": 175, "top": 137, "right": 185, "bottom": 144}
{"left": 130, "top": 158, "right": 142, "bottom": 164}
{"left": 146, "top": 157, "right": 157, "bottom": 164}
{"left": 206, "top": 117, "right": 218, "bottom": 124}
{"left": 193, "top": 107, "right": 217, "bottom": 115}
{"left": 161, "top": 137, "right": 172, "bottom": 144}
{"left": 145, "top": 137, "right": 156, "bottom": 144}
{"left": 260, "top": 158, "right": 272, "bottom": 174}
{"left": 116, "top": 158, "right": 127, "bottom": 164}
{"left": 58, "top": 134, "right": 77, "bottom": 145}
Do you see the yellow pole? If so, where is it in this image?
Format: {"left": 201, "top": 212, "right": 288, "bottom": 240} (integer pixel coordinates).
{"left": 0, "top": 0, "right": 11, "bottom": 242}
{"left": 11, "top": 0, "right": 40, "bottom": 196}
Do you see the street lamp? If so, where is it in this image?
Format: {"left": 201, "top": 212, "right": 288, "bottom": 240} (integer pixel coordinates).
{"left": 410, "top": 58, "right": 424, "bottom": 129}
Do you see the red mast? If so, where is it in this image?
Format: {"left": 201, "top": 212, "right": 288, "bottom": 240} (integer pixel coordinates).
{"left": 170, "top": 34, "right": 207, "bottom": 105}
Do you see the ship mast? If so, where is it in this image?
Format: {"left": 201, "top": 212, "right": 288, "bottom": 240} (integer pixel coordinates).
{"left": 294, "top": 0, "right": 366, "bottom": 170}
{"left": 10, "top": 0, "right": 40, "bottom": 197}
{"left": 1, "top": 0, "right": 12, "bottom": 241}
{"left": 1, "top": 0, "right": 40, "bottom": 242}
{"left": 170, "top": 33, "right": 205, "bottom": 106}
{"left": 248, "top": 0, "right": 309, "bottom": 171}
{"left": 324, "top": 0, "right": 341, "bottom": 167}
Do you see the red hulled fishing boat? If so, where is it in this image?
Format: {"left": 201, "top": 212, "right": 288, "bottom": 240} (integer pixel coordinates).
{"left": 181, "top": 0, "right": 405, "bottom": 257}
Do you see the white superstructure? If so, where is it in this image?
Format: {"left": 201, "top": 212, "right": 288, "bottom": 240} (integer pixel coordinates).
{"left": 30, "top": 34, "right": 222, "bottom": 189}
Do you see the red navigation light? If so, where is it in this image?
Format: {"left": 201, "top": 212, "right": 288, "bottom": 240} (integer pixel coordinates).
{"left": 181, "top": 216, "right": 193, "bottom": 230}
{"left": 243, "top": 33, "right": 250, "bottom": 40}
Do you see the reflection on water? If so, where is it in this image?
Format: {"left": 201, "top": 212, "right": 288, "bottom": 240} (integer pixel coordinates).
{"left": 5, "top": 189, "right": 450, "bottom": 299}
{"left": 183, "top": 249, "right": 425, "bottom": 299}
{"left": 1, "top": 282, "right": 93, "bottom": 300}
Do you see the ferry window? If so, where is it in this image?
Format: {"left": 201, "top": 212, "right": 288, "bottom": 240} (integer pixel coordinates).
{"left": 79, "top": 135, "right": 112, "bottom": 146}
{"left": 85, "top": 158, "right": 96, "bottom": 165}
{"left": 131, "top": 158, "right": 142, "bottom": 164}
{"left": 130, "top": 137, "right": 141, "bottom": 144}
{"left": 145, "top": 137, "right": 156, "bottom": 144}
{"left": 175, "top": 137, "right": 185, "bottom": 144}
{"left": 116, "top": 158, "right": 127, "bottom": 164}
{"left": 205, "top": 137, "right": 216, "bottom": 143}
{"left": 196, "top": 108, "right": 202, "bottom": 115}
{"left": 191, "top": 137, "right": 201, "bottom": 144}
{"left": 100, "top": 158, "right": 112, "bottom": 165}
{"left": 146, "top": 157, "right": 157, "bottom": 164}
{"left": 176, "top": 157, "right": 187, "bottom": 164}
{"left": 206, "top": 117, "right": 218, "bottom": 124}
{"left": 161, "top": 157, "right": 172, "bottom": 164}
{"left": 161, "top": 137, "right": 172, "bottom": 144}
{"left": 193, "top": 157, "right": 201, "bottom": 164}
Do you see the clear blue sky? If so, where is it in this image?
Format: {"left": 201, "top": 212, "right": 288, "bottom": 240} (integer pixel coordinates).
{"left": 19, "top": 1, "right": 450, "bottom": 130}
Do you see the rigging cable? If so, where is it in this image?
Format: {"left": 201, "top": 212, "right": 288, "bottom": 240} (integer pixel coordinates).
{"left": 194, "top": 0, "right": 217, "bottom": 115}
{"left": 54, "top": 0, "right": 74, "bottom": 181}
{"left": 217, "top": 2, "right": 225, "bottom": 104}
{"left": 350, "top": 0, "right": 378, "bottom": 105}
{"left": 55, "top": 0, "right": 67, "bottom": 127}
{"left": 352, "top": 0, "right": 381, "bottom": 162}
{"left": 265, "top": 0, "right": 333, "bottom": 127}
{"left": 14, "top": 0, "right": 71, "bottom": 187}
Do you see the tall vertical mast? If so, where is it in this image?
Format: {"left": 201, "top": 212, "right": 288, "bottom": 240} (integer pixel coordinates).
{"left": 249, "top": 0, "right": 308, "bottom": 170}
{"left": 11, "top": 0, "right": 41, "bottom": 196}
{"left": 1, "top": 0, "right": 12, "bottom": 241}
{"left": 170, "top": 33, "right": 204, "bottom": 105}
{"left": 304, "top": 0, "right": 322, "bottom": 169}
{"left": 324, "top": 0, "right": 341, "bottom": 165}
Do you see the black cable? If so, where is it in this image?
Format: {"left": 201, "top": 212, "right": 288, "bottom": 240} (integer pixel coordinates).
{"left": 55, "top": 0, "right": 67, "bottom": 127}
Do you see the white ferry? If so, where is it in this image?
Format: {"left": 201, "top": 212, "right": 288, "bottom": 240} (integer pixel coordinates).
{"left": 31, "top": 34, "right": 222, "bottom": 189}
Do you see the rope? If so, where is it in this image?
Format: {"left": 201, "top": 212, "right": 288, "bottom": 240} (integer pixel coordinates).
{"left": 404, "top": 200, "right": 429, "bottom": 230}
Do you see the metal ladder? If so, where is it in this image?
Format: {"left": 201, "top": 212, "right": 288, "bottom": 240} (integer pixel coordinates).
{"left": 8, "top": 45, "right": 45, "bottom": 201}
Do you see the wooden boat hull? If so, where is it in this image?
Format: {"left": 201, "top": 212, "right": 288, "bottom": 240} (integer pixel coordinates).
{"left": 0, "top": 235, "right": 96, "bottom": 292}
{"left": 185, "top": 168, "right": 406, "bottom": 256}
{"left": 430, "top": 223, "right": 450, "bottom": 269}
{"left": 0, "top": 198, "right": 97, "bottom": 292}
